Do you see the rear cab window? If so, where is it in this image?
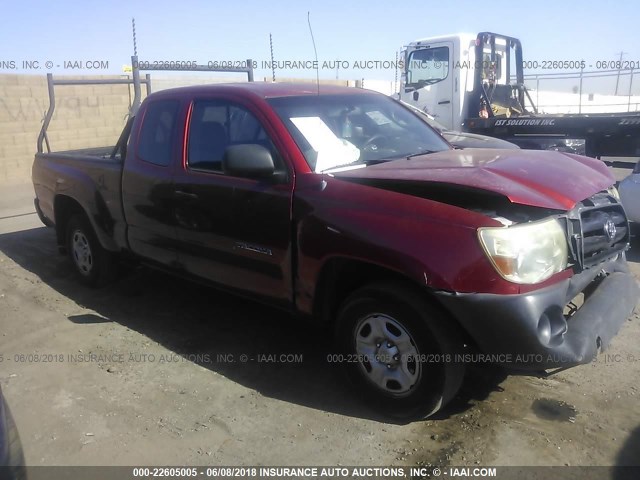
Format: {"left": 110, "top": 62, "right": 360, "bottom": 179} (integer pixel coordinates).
{"left": 137, "top": 100, "right": 181, "bottom": 166}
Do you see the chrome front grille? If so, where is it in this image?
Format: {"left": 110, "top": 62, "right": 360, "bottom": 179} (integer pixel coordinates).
{"left": 566, "top": 192, "right": 630, "bottom": 270}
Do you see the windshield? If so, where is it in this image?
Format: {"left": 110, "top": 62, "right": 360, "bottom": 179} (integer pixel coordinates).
{"left": 398, "top": 101, "right": 448, "bottom": 133}
{"left": 267, "top": 93, "right": 450, "bottom": 173}
{"left": 422, "top": 114, "right": 448, "bottom": 132}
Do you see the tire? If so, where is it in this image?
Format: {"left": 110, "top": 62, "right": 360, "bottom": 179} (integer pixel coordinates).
{"left": 335, "top": 281, "right": 465, "bottom": 421}
{"left": 66, "top": 214, "right": 116, "bottom": 287}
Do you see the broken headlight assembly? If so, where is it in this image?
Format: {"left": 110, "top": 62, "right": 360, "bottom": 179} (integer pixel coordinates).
{"left": 478, "top": 218, "right": 568, "bottom": 284}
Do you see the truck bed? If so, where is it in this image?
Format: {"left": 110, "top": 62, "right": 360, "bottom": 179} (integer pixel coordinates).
{"left": 37, "top": 146, "right": 120, "bottom": 160}
{"left": 32, "top": 148, "right": 127, "bottom": 252}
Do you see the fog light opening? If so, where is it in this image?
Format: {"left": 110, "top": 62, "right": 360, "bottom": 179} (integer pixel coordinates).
{"left": 537, "top": 315, "right": 551, "bottom": 345}
{"left": 538, "top": 307, "right": 568, "bottom": 347}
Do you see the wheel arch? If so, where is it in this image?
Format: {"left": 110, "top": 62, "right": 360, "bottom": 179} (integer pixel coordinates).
{"left": 312, "top": 256, "right": 471, "bottom": 343}
{"left": 53, "top": 195, "right": 85, "bottom": 250}
{"left": 333, "top": 276, "right": 469, "bottom": 420}
{"left": 53, "top": 194, "right": 118, "bottom": 252}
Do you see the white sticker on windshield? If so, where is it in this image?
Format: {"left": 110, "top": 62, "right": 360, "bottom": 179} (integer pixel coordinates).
{"left": 291, "top": 117, "right": 361, "bottom": 172}
{"left": 291, "top": 117, "right": 341, "bottom": 152}
{"left": 365, "top": 110, "right": 392, "bottom": 125}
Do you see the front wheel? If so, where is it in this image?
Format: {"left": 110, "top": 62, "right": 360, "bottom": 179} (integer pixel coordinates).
{"left": 336, "top": 282, "right": 465, "bottom": 421}
{"left": 66, "top": 214, "right": 116, "bottom": 287}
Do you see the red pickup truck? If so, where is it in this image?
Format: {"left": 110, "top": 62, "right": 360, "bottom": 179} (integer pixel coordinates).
{"left": 32, "top": 83, "right": 638, "bottom": 420}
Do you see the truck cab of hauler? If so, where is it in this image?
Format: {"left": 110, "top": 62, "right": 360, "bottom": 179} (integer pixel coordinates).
{"left": 399, "top": 32, "right": 526, "bottom": 130}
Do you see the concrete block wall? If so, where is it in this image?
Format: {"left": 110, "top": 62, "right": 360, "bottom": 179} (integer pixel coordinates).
{"left": 0, "top": 73, "right": 356, "bottom": 187}
{"left": 0, "top": 74, "right": 137, "bottom": 185}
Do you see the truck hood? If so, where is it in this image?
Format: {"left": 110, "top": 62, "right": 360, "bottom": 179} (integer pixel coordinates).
{"left": 333, "top": 149, "right": 614, "bottom": 210}
{"left": 441, "top": 131, "right": 520, "bottom": 150}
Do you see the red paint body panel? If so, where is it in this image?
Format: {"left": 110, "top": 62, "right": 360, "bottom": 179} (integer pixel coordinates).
{"left": 150, "top": 82, "right": 374, "bottom": 100}
{"left": 335, "top": 149, "right": 614, "bottom": 211}
{"left": 32, "top": 82, "right": 638, "bottom": 373}
{"left": 292, "top": 173, "right": 510, "bottom": 311}
{"left": 33, "top": 83, "right": 620, "bottom": 312}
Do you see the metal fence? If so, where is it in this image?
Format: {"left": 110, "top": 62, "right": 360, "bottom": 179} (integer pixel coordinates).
{"left": 523, "top": 68, "right": 638, "bottom": 114}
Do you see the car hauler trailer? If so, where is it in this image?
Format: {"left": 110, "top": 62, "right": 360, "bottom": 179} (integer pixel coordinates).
{"left": 398, "top": 32, "right": 640, "bottom": 158}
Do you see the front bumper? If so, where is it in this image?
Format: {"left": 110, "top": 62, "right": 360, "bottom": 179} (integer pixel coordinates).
{"left": 619, "top": 174, "right": 640, "bottom": 223}
{"left": 435, "top": 257, "right": 639, "bottom": 370}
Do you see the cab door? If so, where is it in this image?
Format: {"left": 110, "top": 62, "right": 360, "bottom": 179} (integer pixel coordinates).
{"left": 170, "top": 98, "right": 294, "bottom": 304}
{"left": 122, "top": 98, "right": 182, "bottom": 267}
{"left": 404, "top": 42, "right": 454, "bottom": 129}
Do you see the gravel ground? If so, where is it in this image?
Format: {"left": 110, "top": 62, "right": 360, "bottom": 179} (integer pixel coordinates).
{"left": 0, "top": 169, "right": 639, "bottom": 473}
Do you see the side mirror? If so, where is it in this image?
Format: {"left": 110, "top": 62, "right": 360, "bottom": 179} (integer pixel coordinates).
{"left": 634, "top": 159, "right": 640, "bottom": 174}
{"left": 223, "top": 144, "right": 275, "bottom": 178}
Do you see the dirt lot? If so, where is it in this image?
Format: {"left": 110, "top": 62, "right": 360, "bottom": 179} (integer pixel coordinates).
{"left": 1, "top": 168, "right": 639, "bottom": 471}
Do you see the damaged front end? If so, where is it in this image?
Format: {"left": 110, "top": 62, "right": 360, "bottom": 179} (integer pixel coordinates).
{"left": 434, "top": 189, "right": 638, "bottom": 370}
{"left": 332, "top": 154, "right": 638, "bottom": 370}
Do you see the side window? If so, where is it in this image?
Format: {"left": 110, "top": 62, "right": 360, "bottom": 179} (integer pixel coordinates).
{"left": 229, "top": 107, "right": 268, "bottom": 143}
{"left": 188, "top": 102, "right": 228, "bottom": 172}
{"left": 137, "top": 100, "right": 180, "bottom": 166}
{"left": 188, "top": 100, "right": 283, "bottom": 173}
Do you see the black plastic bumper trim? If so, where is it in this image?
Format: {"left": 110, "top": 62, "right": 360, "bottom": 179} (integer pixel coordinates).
{"left": 435, "top": 259, "right": 639, "bottom": 370}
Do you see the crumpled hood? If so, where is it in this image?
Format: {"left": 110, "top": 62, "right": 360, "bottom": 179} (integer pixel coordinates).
{"left": 333, "top": 149, "right": 614, "bottom": 210}
{"left": 441, "top": 131, "right": 520, "bottom": 150}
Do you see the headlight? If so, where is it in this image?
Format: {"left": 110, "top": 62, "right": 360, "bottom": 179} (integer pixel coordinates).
{"left": 478, "top": 218, "right": 568, "bottom": 284}
{"left": 607, "top": 185, "right": 620, "bottom": 201}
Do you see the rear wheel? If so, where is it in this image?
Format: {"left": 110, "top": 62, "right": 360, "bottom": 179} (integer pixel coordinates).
{"left": 336, "top": 281, "right": 465, "bottom": 421}
{"left": 66, "top": 214, "right": 116, "bottom": 287}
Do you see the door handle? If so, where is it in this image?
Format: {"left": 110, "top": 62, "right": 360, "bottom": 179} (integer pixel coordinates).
{"left": 174, "top": 190, "right": 199, "bottom": 199}
{"left": 438, "top": 100, "right": 451, "bottom": 105}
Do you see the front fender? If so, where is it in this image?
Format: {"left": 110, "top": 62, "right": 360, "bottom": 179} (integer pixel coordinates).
{"left": 291, "top": 175, "right": 514, "bottom": 316}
